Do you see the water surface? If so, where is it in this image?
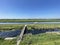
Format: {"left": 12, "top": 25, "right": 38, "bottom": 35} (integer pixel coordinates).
{"left": 0, "top": 22, "right": 60, "bottom": 24}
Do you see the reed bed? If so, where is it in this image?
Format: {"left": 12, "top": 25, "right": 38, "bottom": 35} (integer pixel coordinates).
{"left": 0, "top": 24, "right": 60, "bottom": 30}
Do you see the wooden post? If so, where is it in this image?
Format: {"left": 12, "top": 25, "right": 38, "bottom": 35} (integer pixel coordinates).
{"left": 16, "top": 25, "right": 27, "bottom": 45}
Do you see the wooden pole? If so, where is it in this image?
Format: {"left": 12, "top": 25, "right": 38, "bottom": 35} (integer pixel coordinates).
{"left": 16, "top": 25, "right": 27, "bottom": 45}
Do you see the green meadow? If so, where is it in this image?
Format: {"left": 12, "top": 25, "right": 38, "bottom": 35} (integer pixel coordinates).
{"left": 0, "top": 33, "right": 60, "bottom": 45}
{"left": 0, "top": 24, "right": 60, "bottom": 30}
{"left": 0, "top": 24, "right": 60, "bottom": 45}
{"left": 0, "top": 19, "right": 60, "bottom": 22}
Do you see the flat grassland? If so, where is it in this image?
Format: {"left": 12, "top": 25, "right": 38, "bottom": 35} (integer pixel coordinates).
{"left": 0, "top": 33, "right": 60, "bottom": 45}
{"left": 0, "top": 24, "right": 60, "bottom": 30}
{"left": 0, "top": 19, "right": 60, "bottom": 22}
{"left": 0, "top": 22, "right": 60, "bottom": 45}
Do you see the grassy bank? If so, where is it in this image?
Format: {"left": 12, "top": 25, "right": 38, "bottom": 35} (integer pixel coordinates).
{"left": 0, "top": 24, "right": 60, "bottom": 45}
{"left": 0, "top": 19, "right": 60, "bottom": 22}
{"left": 0, "top": 24, "right": 24, "bottom": 31}
{"left": 20, "top": 33, "right": 60, "bottom": 45}
{"left": 0, "top": 33, "right": 60, "bottom": 45}
{"left": 0, "top": 24, "right": 60, "bottom": 30}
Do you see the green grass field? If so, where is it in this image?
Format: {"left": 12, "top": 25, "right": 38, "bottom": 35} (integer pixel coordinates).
{"left": 0, "top": 24, "right": 60, "bottom": 30}
{"left": 0, "top": 19, "right": 60, "bottom": 22}
{"left": 0, "top": 24, "right": 60, "bottom": 45}
{"left": 0, "top": 33, "right": 60, "bottom": 45}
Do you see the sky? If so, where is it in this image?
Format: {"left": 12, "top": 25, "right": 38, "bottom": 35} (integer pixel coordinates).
{"left": 0, "top": 0, "right": 60, "bottom": 19}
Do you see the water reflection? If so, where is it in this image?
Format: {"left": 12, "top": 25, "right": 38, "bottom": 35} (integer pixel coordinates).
{"left": 0, "top": 22, "right": 60, "bottom": 24}
{"left": 25, "top": 28, "right": 60, "bottom": 35}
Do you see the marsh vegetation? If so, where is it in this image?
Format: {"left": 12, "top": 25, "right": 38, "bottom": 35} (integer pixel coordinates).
{"left": 0, "top": 23, "right": 60, "bottom": 45}
{"left": 0, "top": 19, "right": 60, "bottom": 22}
{"left": 0, "top": 33, "right": 60, "bottom": 45}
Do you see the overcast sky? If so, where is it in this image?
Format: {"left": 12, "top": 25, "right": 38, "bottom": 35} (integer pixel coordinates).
{"left": 0, "top": 0, "right": 60, "bottom": 19}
